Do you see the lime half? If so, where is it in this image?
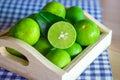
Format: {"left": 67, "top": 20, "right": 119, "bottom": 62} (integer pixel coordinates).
{"left": 48, "top": 21, "right": 76, "bottom": 49}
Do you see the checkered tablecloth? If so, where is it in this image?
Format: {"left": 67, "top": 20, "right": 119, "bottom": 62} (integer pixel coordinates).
{"left": 0, "top": 0, "right": 112, "bottom": 80}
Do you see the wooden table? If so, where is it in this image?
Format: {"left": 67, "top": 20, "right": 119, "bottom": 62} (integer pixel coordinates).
{"left": 101, "top": 0, "right": 120, "bottom": 79}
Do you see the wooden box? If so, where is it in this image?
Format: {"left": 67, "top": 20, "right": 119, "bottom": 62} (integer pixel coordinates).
{"left": 0, "top": 12, "right": 112, "bottom": 80}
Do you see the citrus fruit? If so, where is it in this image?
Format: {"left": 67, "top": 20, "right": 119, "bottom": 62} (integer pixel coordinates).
{"left": 45, "top": 49, "right": 71, "bottom": 68}
{"left": 65, "top": 42, "right": 82, "bottom": 58}
{"left": 42, "top": 1, "right": 66, "bottom": 18}
{"left": 48, "top": 21, "right": 76, "bottom": 49}
{"left": 66, "top": 6, "right": 85, "bottom": 24}
{"left": 28, "top": 11, "right": 65, "bottom": 37}
{"left": 74, "top": 19, "right": 100, "bottom": 46}
{"left": 6, "top": 47, "right": 26, "bottom": 59}
{"left": 9, "top": 18, "right": 40, "bottom": 45}
{"left": 33, "top": 37, "right": 52, "bottom": 55}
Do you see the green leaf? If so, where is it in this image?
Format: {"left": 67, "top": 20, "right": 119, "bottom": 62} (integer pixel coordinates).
{"left": 28, "top": 11, "right": 66, "bottom": 37}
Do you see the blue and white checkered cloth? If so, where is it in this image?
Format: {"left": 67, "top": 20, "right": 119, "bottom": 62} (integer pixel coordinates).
{"left": 0, "top": 0, "right": 112, "bottom": 80}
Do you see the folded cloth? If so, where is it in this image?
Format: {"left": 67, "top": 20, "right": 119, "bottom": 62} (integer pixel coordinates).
{"left": 0, "top": 0, "right": 112, "bottom": 80}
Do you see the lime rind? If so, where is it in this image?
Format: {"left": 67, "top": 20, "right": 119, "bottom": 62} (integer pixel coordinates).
{"left": 42, "top": 1, "right": 66, "bottom": 18}
{"left": 65, "top": 42, "right": 82, "bottom": 58}
{"left": 75, "top": 20, "right": 100, "bottom": 46}
{"left": 33, "top": 37, "right": 52, "bottom": 55}
{"left": 28, "top": 11, "right": 65, "bottom": 37}
{"left": 45, "top": 49, "right": 71, "bottom": 68}
{"left": 66, "top": 6, "right": 85, "bottom": 24}
{"left": 9, "top": 18, "right": 40, "bottom": 45}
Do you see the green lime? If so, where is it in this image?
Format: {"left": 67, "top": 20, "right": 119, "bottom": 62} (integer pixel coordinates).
{"left": 28, "top": 11, "right": 65, "bottom": 37}
{"left": 65, "top": 42, "right": 82, "bottom": 58}
{"left": 45, "top": 49, "right": 71, "bottom": 68}
{"left": 8, "top": 18, "right": 40, "bottom": 45}
{"left": 74, "top": 19, "right": 100, "bottom": 46}
{"left": 6, "top": 47, "right": 26, "bottom": 59}
{"left": 42, "top": 1, "right": 66, "bottom": 18}
{"left": 33, "top": 37, "right": 52, "bottom": 55}
{"left": 66, "top": 6, "right": 85, "bottom": 24}
{"left": 48, "top": 21, "right": 76, "bottom": 49}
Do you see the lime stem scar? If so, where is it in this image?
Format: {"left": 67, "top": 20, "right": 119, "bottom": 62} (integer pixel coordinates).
{"left": 82, "top": 25, "right": 86, "bottom": 29}
{"left": 58, "top": 32, "right": 68, "bottom": 40}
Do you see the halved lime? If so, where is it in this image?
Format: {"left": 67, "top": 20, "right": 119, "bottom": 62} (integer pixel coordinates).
{"left": 28, "top": 11, "right": 65, "bottom": 37}
{"left": 48, "top": 21, "right": 76, "bottom": 49}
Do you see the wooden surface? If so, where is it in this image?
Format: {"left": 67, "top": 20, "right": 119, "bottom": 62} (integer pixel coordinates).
{"left": 100, "top": 0, "right": 120, "bottom": 80}
{"left": 0, "top": 12, "right": 112, "bottom": 80}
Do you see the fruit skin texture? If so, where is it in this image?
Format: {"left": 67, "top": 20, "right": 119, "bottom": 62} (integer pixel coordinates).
{"left": 33, "top": 37, "right": 52, "bottom": 55}
{"left": 75, "top": 19, "right": 100, "bottom": 46}
{"left": 45, "top": 49, "right": 71, "bottom": 68}
{"left": 9, "top": 18, "right": 40, "bottom": 45}
{"left": 28, "top": 11, "right": 65, "bottom": 37}
{"left": 66, "top": 6, "right": 85, "bottom": 24}
{"left": 48, "top": 21, "right": 76, "bottom": 49}
{"left": 65, "top": 42, "right": 82, "bottom": 58}
{"left": 42, "top": 1, "right": 66, "bottom": 18}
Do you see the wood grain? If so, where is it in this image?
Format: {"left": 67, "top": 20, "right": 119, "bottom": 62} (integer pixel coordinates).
{"left": 100, "top": 0, "right": 120, "bottom": 80}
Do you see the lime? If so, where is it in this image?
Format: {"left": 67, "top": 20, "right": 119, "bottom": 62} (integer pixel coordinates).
{"left": 28, "top": 11, "right": 65, "bottom": 37}
{"left": 6, "top": 47, "right": 26, "bottom": 59}
{"left": 65, "top": 42, "right": 82, "bottom": 58}
{"left": 75, "top": 19, "right": 100, "bottom": 46}
{"left": 48, "top": 21, "right": 76, "bottom": 49}
{"left": 42, "top": 1, "right": 66, "bottom": 18}
{"left": 33, "top": 37, "right": 52, "bottom": 55}
{"left": 8, "top": 18, "right": 40, "bottom": 45}
{"left": 45, "top": 49, "right": 71, "bottom": 68}
{"left": 66, "top": 6, "right": 85, "bottom": 24}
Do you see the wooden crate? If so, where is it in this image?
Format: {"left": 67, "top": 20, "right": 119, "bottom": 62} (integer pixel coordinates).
{"left": 0, "top": 12, "right": 112, "bottom": 80}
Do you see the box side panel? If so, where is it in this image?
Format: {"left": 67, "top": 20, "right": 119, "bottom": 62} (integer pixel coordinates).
{"left": 0, "top": 37, "right": 65, "bottom": 80}
{"left": 63, "top": 30, "right": 112, "bottom": 80}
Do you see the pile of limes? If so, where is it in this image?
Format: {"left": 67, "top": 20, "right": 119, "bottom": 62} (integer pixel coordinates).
{"left": 7, "top": 1, "right": 100, "bottom": 68}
